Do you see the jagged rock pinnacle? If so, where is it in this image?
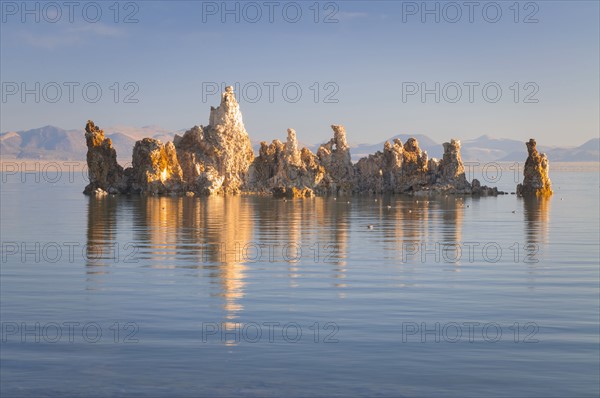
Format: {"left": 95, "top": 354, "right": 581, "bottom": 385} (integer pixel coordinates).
{"left": 517, "top": 138, "right": 553, "bottom": 197}
{"left": 209, "top": 85, "right": 246, "bottom": 135}
{"left": 83, "top": 120, "right": 125, "bottom": 195}
{"left": 285, "top": 128, "right": 302, "bottom": 167}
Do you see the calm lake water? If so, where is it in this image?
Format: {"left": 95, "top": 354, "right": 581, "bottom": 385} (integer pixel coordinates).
{"left": 1, "top": 167, "right": 599, "bottom": 397}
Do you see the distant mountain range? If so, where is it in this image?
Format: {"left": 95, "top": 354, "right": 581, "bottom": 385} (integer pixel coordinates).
{"left": 1, "top": 125, "right": 598, "bottom": 163}
{"left": 0, "top": 125, "right": 181, "bottom": 163}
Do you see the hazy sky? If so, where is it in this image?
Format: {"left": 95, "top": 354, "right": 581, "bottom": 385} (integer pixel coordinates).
{"left": 1, "top": 0, "right": 598, "bottom": 146}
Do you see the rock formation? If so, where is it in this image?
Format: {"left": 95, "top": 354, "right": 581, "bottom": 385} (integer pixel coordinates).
{"left": 316, "top": 125, "right": 355, "bottom": 195}
{"left": 83, "top": 120, "right": 126, "bottom": 195}
{"left": 173, "top": 86, "right": 254, "bottom": 194}
{"left": 131, "top": 138, "right": 183, "bottom": 194}
{"left": 381, "top": 139, "right": 404, "bottom": 192}
{"left": 83, "top": 87, "right": 524, "bottom": 198}
{"left": 352, "top": 138, "right": 482, "bottom": 194}
{"left": 517, "top": 139, "right": 553, "bottom": 197}
{"left": 436, "top": 140, "right": 469, "bottom": 188}
{"left": 425, "top": 139, "right": 474, "bottom": 194}
{"left": 471, "top": 178, "right": 499, "bottom": 196}
{"left": 398, "top": 138, "right": 430, "bottom": 192}
{"left": 354, "top": 150, "right": 385, "bottom": 194}
{"left": 248, "top": 128, "right": 324, "bottom": 195}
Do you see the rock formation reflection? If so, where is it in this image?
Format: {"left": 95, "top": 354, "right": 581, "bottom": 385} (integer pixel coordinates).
{"left": 137, "top": 195, "right": 253, "bottom": 323}
{"left": 521, "top": 195, "right": 551, "bottom": 245}
{"left": 85, "top": 195, "right": 119, "bottom": 280}
{"left": 132, "top": 196, "right": 183, "bottom": 264}
{"left": 251, "top": 196, "right": 350, "bottom": 290}
{"left": 87, "top": 195, "right": 254, "bottom": 323}
{"left": 314, "top": 198, "right": 350, "bottom": 289}
{"left": 379, "top": 196, "right": 464, "bottom": 264}
{"left": 204, "top": 196, "right": 253, "bottom": 323}
{"left": 86, "top": 193, "right": 468, "bottom": 326}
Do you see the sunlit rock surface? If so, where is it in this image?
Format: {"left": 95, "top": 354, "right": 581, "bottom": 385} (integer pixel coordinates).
{"left": 174, "top": 86, "right": 254, "bottom": 194}
{"left": 131, "top": 138, "right": 183, "bottom": 194}
{"left": 517, "top": 139, "right": 553, "bottom": 197}
{"left": 84, "top": 87, "right": 525, "bottom": 197}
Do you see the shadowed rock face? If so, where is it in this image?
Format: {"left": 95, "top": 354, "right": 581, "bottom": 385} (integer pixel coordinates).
{"left": 316, "top": 125, "right": 355, "bottom": 195}
{"left": 84, "top": 87, "right": 527, "bottom": 197}
{"left": 435, "top": 139, "right": 471, "bottom": 191}
{"left": 248, "top": 125, "right": 358, "bottom": 196}
{"left": 517, "top": 139, "right": 553, "bottom": 197}
{"left": 83, "top": 120, "right": 125, "bottom": 195}
{"left": 439, "top": 140, "right": 465, "bottom": 181}
{"left": 248, "top": 128, "right": 324, "bottom": 196}
{"left": 354, "top": 151, "right": 385, "bottom": 194}
{"left": 352, "top": 138, "right": 476, "bottom": 194}
{"left": 399, "top": 138, "right": 429, "bottom": 192}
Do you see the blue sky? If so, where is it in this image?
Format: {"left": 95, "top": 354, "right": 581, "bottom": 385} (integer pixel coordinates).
{"left": 1, "top": 0, "right": 598, "bottom": 146}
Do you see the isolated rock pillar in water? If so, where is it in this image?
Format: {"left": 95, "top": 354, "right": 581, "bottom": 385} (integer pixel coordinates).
{"left": 517, "top": 139, "right": 553, "bottom": 197}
